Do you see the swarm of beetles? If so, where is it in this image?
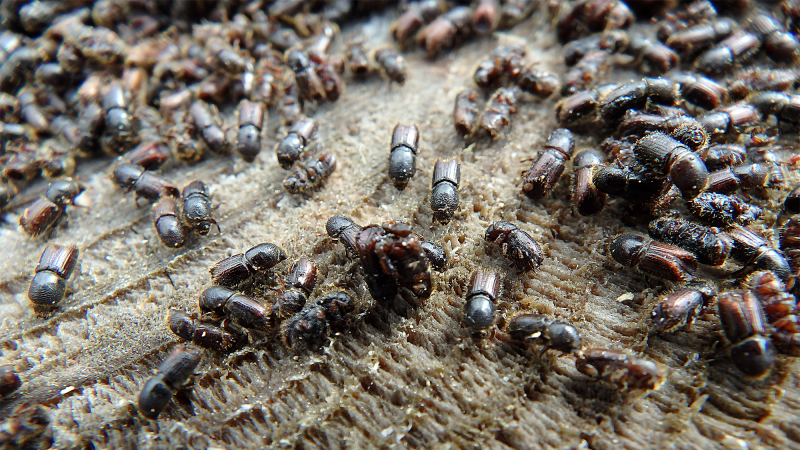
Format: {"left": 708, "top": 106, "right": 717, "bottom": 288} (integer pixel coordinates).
{"left": 3, "top": 0, "right": 800, "bottom": 432}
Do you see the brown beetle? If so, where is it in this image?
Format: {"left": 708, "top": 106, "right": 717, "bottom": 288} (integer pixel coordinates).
{"left": 20, "top": 179, "right": 85, "bottom": 237}
{"left": 417, "top": 6, "right": 473, "bottom": 58}
{"left": 27, "top": 244, "right": 79, "bottom": 313}
{"left": 199, "top": 286, "right": 275, "bottom": 332}
{"left": 101, "top": 81, "right": 137, "bottom": 154}
{"left": 374, "top": 221, "right": 433, "bottom": 299}
{"left": 695, "top": 32, "right": 761, "bottom": 75}
{"left": 576, "top": 349, "right": 665, "bottom": 390}
{"left": 485, "top": 221, "right": 544, "bottom": 272}
{"left": 750, "top": 91, "right": 800, "bottom": 125}
{"left": 235, "top": 99, "right": 264, "bottom": 163}
{"left": 431, "top": 158, "right": 460, "bottom": 223}
{"left": 687, "top": 192, "right": 762, "bottom": 227}
{"left": 698, "top": 102, "right": 760, "bottom": 139}
{"left": 507, "top": 314, "right": 582, "bottom": 355}
{"left": 623, "top": 36, "right": 678, "bottom": 75}
{"left": 717, "top": 290, "right": 774, "bottom": 379}
{"left": 749, "top": 271, "right": 800, "bottom": 356}
{"left": 275, "top": 118, "right": 317, "bottom": 170}
{"left": 522, "top": 128, "right": 575, "bottom": 199}
{"left": 388, "top": 123, "right": 420, "bottom": 190}
{"left": 453, "top": 88, "right": 480, "bottom": 136}
{"left": 609, "top": 233, "right": 697, "bottom": 282}
{"left": 168, "top": 310, "right": 246, "bottom": 353}
{"left": 326, "top": 214, "right": 363, "bottom": 256}
{"left": 282, "top": 290, "right": 355, "bottom": 350}
{"left": 651, "top": 281, "right": 717, "bottom": 333}
{"left": 283, "top": 151, "right": 337, "bottom": 194}
{"left": 345, "top": 34, "right": 369, "bottom": 75}
{"left": 275, "top": 257, "right": 318, "bottom": 318}
{"left": 572, "top": 148, "right": 607, "bottom": 216}
{"left": 748, "top": 11, "right": 800, "bottom": 64}
{"left": 138, "top": 345, "right": 203, "bottom": 420}
{"left": 190, "top": 100, "right": 228, "bottom": 154}
{"left": 473, "top": 43, "right": 526, "bottom": 89}
{"left": 480, "top": 87, "right": 518, "bottom": 138}
{"left": 112, "top": 163, "right": 179, "bottom": 204}
{"left": 463, "top": 269, "right": 500, "bottom": 338}
{"left": 725, "top": 225, "right": 790, "bottom": 280}
{"left": 706, "top": 163, "right": 782, "bottom": 195}
{"left": 391, "top": 0, "right": 444, "bottom": 45}
{"left": 209, "top": 243, "right": 287, "bottom": 287}
{"left": 152, "top": 197, "right": 186, "bottom": 248}
{"left": 665, "top": 18, "right": 735, "bottom": 57}
{"left": 182, "top": 180, "right": 219, "bottom": 236}
{"left": 648, "top": 215, "right": 732, "bottom": 266}
{"left": 374, "top": 47, "right": 407, "bottom": 84}
{"left": 633, "top": 132, "right": 709, "bottom": 199}
{"left": 554, "top": 0, "right": 634, "bottom": 43}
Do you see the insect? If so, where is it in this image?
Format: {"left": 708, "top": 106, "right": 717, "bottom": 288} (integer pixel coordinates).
{"left": 152, "top": 197, "right": 186, "bottom": 248}
{"left": 199, "top": 286, "right": 275, "bottom": 332}
{"left": 420, "top": 241, "right": 447, "bottom": 271}
{"left": 608, "top": 233, "right": 697, "bottom": 282}
{"left": 516, "top": 67, "right": 560, "bottom": 98}
{"left": 374, "top": 221, "right": 433, "bottom": 299}
{"left": 234, "top": 100, "right": 264, "bottom": 163}
{"left": 706, "top": 163, "right": 782, "bottom": 195}
{"left": 275, "top": 118, "right": 317, "bottom": 170}
{"left": 748, "top": 271, "right": 800, "bottom": 356}
{"left": 391, "top": 0, "right": 444, "bottom": 45}
{"left": 556, "top": 89, "right": 600, "bottom": 127}
{"left": 687, "top": 192, "right": 763, "bottom": 227}
{"left": 283, "top": 151, "right": 337, "bottom": 194}
{"left": 120, "top": 141, "right": 170, "bottom": 171}
{"left": 575, "top": 349, "right": 665, "bottom": 390}
{"left": 345, "top": 34, "right": 369, "bottom": 75}
{"left": 417, "top": 6, "right": 473, "bottom": 58}
{"left": 717, "top": 290, "right": 774, "bottom": 379}
{"left": 623, "top": 36, "right": 678, "bottom": 75}
{"left": 167, "top": 310, "right": 246, "bottom": 353}
{"left": 374, "top": 47, "right": 407, "bottom": 84}
{"left": 101, "top": 81, "right": 137, "bottom": 155}
{"left": 354, "top": 224, "right": 399, "bottom": 301}
{"left": 554, "top": 0, "right": 634, "bottom": 43}
{"left": 664, "top": 18, "right": 735, "bottom": 57}
{"left": 453, "top": 88, "right": 480, "bottom": 136}
{"left": 480, "top": 87, "right": 518, "bottom": 138}
{"left": 725, "top": 225, "right": 790, "bottom": 280}
{"left": 27, "top": 244, "right": 79, "bottom": 314}
{"left": 287, "top": 49, "right": 326, "bottom": 102}
{"left": 275, "top": 257, "right": 318, "bottom": 318}
{"left": 507, "top": 314, "right": 582, "bottom": 355}
{"left": 748, "top": 11, "right": 800, "bottom": 64}
{"left": 572, "top": 148, "right": 606, "bottom": 216}
{"left": 633, "top": 132, "right": 709, "bottom": 199}
{"left": 190, "top": 101, "right": 228, "bottom": 154}
{"left": 0, "top": 365, "right": 20, "bottom": 397}
{"left": 20, "top": 179, "right": 85, "bottom": 237}
{"left": 779, "top": 218, "right": 800, "bottom": 294}
{"left": 430, "top": 158, "right": 460, "bottom": 223}
{"left": 484, "top": 221, "right": 544, "bottom": 272}
{"left": 112, "top": 163, "right": 179, "bottom": 204}
{"left": 670, "top": 73, "right": 727, "bottom": 111}
{"left": 648, "top": 215, "right": 733, "bottom": 266}
{"left": 694, "top": 32, "right": 761, "bottom": 75}
{"left": 182, "top": 180, "right": 219, "bottom": 236}
{"left": 326, "top": 214, "right": 363, "bottom": 256}
{"left": 521, "top": 128, "right": 576, "bottom": 199}
{"left": 473, "top": 0, "right": 498, "bottom": 34}
{"left": 463, "top": 269, "right": 501, "bottom": 338}
{"left": 209, "top": 243, "right": 286, "bottom": 287}
{"left": 727, "top": 68, "right": 800, "bottom": 99}
{"left": 206, "top": 39, "right": 251, "bottom": 75}
{"left": 138, "top": 345, "right": 203, "bottom": 420}
{"left": 597, "top": 78, "right": 677, "bottom": 125}
{"left": 388, "top": 123, "right": 420, "bottom": 191}
{"left": 749, "top": 91, "right": 800, "bottom": 125}
{"left": 282, "top": 290, "right": 355, "bottom": 350}
{"left": 698, "top": 102, "right": 760, "bottom": 139}
{"left": 17, "top": 89, "right": 48, "bottom": 134}
{"left": 699, "top": 144, "right": 746, "bottom": 171}
{"left": 473, "top": 43, "right": 526, "bottom": 89}
{"left": 651, "top": 281, "right": 717, "bottom": 333}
